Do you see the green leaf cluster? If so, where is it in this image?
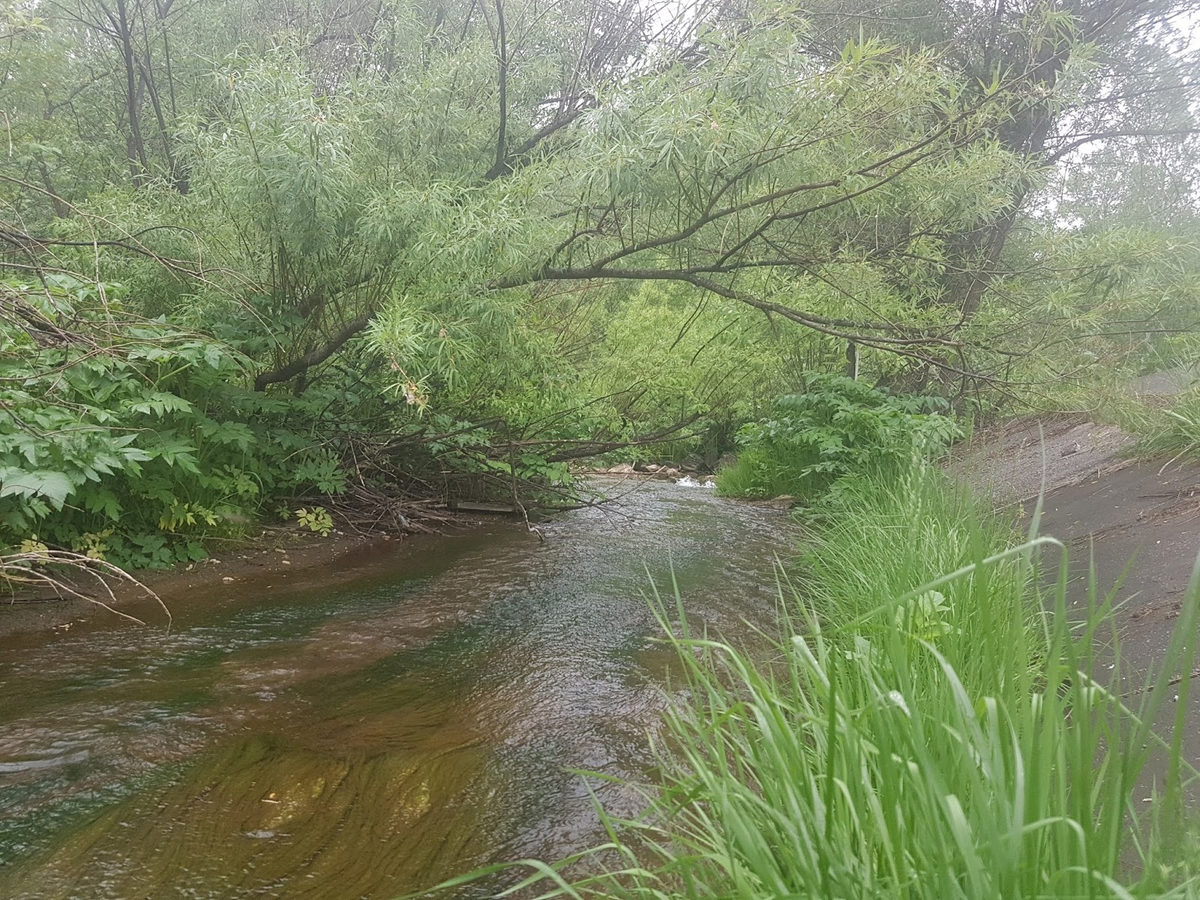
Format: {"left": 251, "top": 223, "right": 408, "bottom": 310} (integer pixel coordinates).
{"left": 0, "top": 278, "right": 351, "bottom": 567}
{"left": 716, "top": 375, "right": 963, "bottom": 501}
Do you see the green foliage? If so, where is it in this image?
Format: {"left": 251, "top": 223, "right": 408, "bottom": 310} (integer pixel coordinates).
{"left": 551, "top": 281, "right": 843, "bottom": 464}
{"left": 0, "top": 0, "right": 1197, "bottom": 570}
{"left": 967, "top": 226, "right": 1200, "bottom": 413}
{"left": 1132, "top": 385, "right": 1200, "bottom": 461}
{"left": 716, "top": 375, "right": 962, "bottom": 500}
{"left": 289, "top": 451, "right": 348, "bottom": 497}
{"left": 609, "top": 561, "right": 1196, "bottom": 899}
{"left": 294, "top": 507, "right": 333, "bottom": 537}
{"left": 0, "top": 278, "right": 352, "bottom": 567}
{"left": 797, "top": 465, "right": 1034, "bottom": 686}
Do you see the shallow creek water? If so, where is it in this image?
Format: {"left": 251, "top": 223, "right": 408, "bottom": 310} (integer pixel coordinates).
{"left": 0, "top": 481, "right": 792, "bottom": 899}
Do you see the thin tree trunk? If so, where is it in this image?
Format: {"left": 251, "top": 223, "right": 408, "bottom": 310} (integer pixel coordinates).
{"left": 112, "top": 0, "right": 150, "bottom": 184}
{"left": 485, "top": 0, "right": 509, "bottom": 179}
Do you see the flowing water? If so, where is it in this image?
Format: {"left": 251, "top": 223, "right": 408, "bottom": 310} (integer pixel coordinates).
{"left": 0, "top": 481, "right": 792, "bottom": 900}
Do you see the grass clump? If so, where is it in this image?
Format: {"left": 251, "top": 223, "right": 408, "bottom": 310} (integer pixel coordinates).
{"left": 1132, "top": 387, "right": 1200, "bottom": 463}
{"left": 796, "top": 466, "right": 1036, "bottom": 698}
{"left": 461, "top": 464, "right": 1200, "bottom": 900}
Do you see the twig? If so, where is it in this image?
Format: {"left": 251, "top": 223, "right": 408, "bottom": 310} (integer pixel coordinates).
{"left": 1, "top": 550, "right": 171, "bottom": 631}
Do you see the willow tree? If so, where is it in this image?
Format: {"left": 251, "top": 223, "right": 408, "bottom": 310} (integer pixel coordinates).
{"left": 4, "top": 0, "right": 1196, "bottom": 402}
{"left": 177, "top": 0, "right": 1045, "bottom": 392}
{"left": 724, "top": 0, "right": 1200, "bottom": 392}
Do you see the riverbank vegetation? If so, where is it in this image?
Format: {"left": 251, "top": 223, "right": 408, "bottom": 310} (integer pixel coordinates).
{"left": 714, "top": 375, "right": 962, "bottom": 501}
{"left": 2, "top": 0, "right": 1199, "bottom": 890}
{"left": 461, "top": 463, "right": 1200, "bottom": 899}
{"left": 1131, "top": 387, "right": 1200, "bottom": 465}
{"left": 3, "top": 0, "right": 1199, "bottom": 576}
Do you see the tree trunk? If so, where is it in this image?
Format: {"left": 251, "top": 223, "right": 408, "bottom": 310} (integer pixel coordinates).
{"left": 112, "top": 0, "right": 150, "bottom": 185}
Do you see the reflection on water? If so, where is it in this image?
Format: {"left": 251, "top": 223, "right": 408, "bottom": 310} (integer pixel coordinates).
{"left": 0, "top": 481, "right": 790, "bottom": 899}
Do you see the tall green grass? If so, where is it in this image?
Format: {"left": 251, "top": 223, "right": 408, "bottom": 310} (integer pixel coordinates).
{"left": 425, "top": 465, "right": 1200, "bottom": 900}
{"left": 795, "top": 466, "right": 1038, "bottom": 700}
{"left": 1132, "top": 387, "right": 1200, "bottom": 464}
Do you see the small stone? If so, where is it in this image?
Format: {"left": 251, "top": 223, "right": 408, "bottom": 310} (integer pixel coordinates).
{"left": 222, "top": 576, "right": 235, "bottom": 583}
{"left": 281, "top": 560, "right": 291, "bottom": 565}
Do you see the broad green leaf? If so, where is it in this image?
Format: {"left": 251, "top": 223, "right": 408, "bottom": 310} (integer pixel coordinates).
{"left": 0, "top": 469, "right": 75, "bottom": 510}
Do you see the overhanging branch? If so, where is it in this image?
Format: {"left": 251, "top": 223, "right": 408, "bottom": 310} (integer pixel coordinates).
{"left": 254, "top": 314, "right": 372, "bottom": 391}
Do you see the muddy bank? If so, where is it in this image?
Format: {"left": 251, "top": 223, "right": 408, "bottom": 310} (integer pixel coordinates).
{"left": 952, "top": 414, "right": 1200, "bottom": 779}
{"left": 0, "top": 519, "right": 492, "bottom": 640}
{"left": 949, "top": 414, "right": 1199, "bottom": 658}
{"left": 946, "top": 413, "right": 1136, "bottom": 506}
{"left": 1032, "top": 456, "right": 1200, "bottom": 782}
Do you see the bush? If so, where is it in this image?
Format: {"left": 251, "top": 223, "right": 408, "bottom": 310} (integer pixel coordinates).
{"left": 0, "top": 277, "right": 351, "bottom": 568}
{"left": 715, "top": 375, "right": 962, "bottom": 501}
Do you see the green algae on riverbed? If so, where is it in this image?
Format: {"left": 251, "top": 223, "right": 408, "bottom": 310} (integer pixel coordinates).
{"left": 11, "top": 734, "right": 500, "bottom": 899}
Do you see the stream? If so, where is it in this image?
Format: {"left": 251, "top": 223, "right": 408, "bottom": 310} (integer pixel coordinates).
{"left": 0, "top": 481, "right": 792, "bottom": 900}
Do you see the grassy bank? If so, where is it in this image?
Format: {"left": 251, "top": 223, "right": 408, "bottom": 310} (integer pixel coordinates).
{"left": 1130, "top": 388, "right": 1200, "bottom": 464}
{"left": 461, "top": 464, "right": 1200, "bottom": 900}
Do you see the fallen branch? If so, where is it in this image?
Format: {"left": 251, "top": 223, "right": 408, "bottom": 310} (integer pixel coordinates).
{"left": 1, "top": 549, "right": 171, "bottom": 630}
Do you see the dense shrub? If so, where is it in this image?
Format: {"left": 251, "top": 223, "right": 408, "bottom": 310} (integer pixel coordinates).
{"left": 0, "top": 277, "right": 349, "bottom": 568}
{"left": 715, "top": 374, "right": 962, "bottom": 500}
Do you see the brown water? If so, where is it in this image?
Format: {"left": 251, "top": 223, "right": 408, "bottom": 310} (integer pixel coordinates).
{"left": 0, "top": 481, "right": 791, "bottom": 900}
